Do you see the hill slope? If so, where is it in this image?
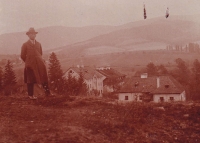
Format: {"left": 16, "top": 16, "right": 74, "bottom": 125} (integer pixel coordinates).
{"left": 55, "top": 17, "right": 200, "bottom": 56}
{"left": 0, "top": 25, "right": 119, "bottom": 54}
{"left": 2, "top": 15, "right": 200, "bottom": 55}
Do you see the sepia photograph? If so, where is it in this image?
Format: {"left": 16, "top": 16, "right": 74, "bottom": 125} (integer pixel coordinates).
{"left": 0, "top": 0, "right": 200, "bottom": 142}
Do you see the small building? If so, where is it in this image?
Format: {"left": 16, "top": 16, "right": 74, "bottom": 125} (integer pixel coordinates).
{"left": 96, "top": 67, "right": 126, "bottom": 93}
{"left": 64, "top": 67, "right": 106, "bottom": 96}
{"left": 118, "top": 73, "right": 186, "bottom": 102}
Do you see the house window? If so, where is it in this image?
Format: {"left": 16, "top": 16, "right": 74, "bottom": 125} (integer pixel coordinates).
{"left": 125, "top": 96, "right": 128, "bottom": 100}
{"left": 160, "top": 97, "right": 164, "bottom": 102}
{"left": 139, "top": 95, "right": 143, "bottom": 100}
{"left": 170, "top": 97, "right": 174, "bottom": 101}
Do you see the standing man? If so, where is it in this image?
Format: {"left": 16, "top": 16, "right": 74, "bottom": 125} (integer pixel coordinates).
{"left": 21, "top": 27, "right": 51, "bottom": 99}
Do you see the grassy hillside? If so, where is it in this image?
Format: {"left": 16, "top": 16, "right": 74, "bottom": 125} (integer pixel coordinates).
{"left": 0, "top": 95, "right": 199, "bottom": 142}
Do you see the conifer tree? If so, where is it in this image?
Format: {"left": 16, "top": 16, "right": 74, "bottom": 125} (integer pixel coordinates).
{"left": 48, "top": 52, "right": 65, "bottom": 94}
{"left": 157, "top": 64, "right": 168, "bottom": 75}
{"left": 174, "top": 58, "right": 190, "bottom": 86}
{"left": 65, "top": 70, "right": 88, "bottom": 96}
{"left": 66, "top": 72, "right": 72, "bottom": 93}
{"left": 77, "top": 71, "right": 88, "bottom": 95}
{"left": 3, "top": 60, "right": 17, "bottom": 95}
{"left": 146, "top": 62, "right": 157, "bottom": 76}
{"left": 191, "top": 59, "right": 200, "bottom": 100}
{"left": 65, "top": 72, "right": 78, "bottom": 95}
{"left": 71, "top": 76, "right": 79, "bottom": 95}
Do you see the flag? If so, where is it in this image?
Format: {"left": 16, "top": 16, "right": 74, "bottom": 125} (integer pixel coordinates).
{"left": 166, "top": 7, "right": 169, "bottom": 18}
{"left": 144, "top": 4, "right": 147, "bottom": 19}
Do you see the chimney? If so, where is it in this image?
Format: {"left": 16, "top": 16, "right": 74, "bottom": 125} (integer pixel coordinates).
{"left": 141, "top": 73, "right": 148, "bottom": 78}
{"left": 157, "top": 77, "right": 160, "bottom": 88}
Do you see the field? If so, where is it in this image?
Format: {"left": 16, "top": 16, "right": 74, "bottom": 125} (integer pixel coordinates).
{"left": 58, "top": 50, "right": 200, "bottom": 71}
{"left": 0, "top": 95, "right": 199, "bottom": 143}
{"left": 2, "top": 50, "right": 200, "bottom": 79}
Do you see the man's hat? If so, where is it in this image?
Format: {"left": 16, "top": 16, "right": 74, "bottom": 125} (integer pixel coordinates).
{"left": 26, "top": 27, "right": 38, "bottom": 35}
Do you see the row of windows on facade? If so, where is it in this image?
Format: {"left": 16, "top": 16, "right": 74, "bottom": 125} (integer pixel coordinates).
{"left": 124, "top": 96, "right": 174, "bottom": 101}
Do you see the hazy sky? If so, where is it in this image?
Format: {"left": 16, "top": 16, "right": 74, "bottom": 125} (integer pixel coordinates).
{"left": 0, "top": 0, "right": 200, "bottom": 34}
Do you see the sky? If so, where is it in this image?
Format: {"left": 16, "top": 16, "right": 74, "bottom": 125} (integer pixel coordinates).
{"left": 0, "top": 0, "right": 200, "bottom": 34}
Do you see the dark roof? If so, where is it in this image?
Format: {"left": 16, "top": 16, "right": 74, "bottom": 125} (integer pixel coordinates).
{"left": 119, "top": 75, "right": 184, "bottom": 94}
{"left": 65, "top": 67, "right": 105, "bottom": 80}
{"left": 97, "top": 68, "right": 125, "bottom": 79}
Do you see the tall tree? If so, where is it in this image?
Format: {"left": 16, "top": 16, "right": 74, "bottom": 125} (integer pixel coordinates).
{"left": 174, "top": 58, "right": 190, "bottom": 86}
{"left": 157, "top": 64, "right": 168, "bottom": 75}
{"left": 3, "top": 60, "right": 17, "bottom": 95}
{"left": 146, "top": 62, "right": 157, "bottom": 76}
{"left": 191, "top": 59, "right": 200, "bottom": 100}
{"left": 170, "top": 58, "right": 191, "bottom": 99}
{"left": 77, "top": 71, "right": 88, "bottom": 95}
{"left": 65, "top": 72, "right": 79, "bottom": 95}
{"left": 66, "top": 72, "right": 72, "bottom": 94}
{"left": 48, "top": 52, "right": 65, "bottom": 94}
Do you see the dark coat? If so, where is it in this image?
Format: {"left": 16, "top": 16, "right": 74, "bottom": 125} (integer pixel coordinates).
{"left": 21, "top": 40, "right": 48, "bottom": 84}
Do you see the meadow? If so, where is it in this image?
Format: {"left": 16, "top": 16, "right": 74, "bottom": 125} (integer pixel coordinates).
{"left": 0, "top": 95, "right": 199, "bottom": 143}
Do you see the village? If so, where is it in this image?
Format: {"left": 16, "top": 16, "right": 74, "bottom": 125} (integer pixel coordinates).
{"left": 0, "top": 1, "right": 200, "bottom": 142}
{"left": 0, "top": 51, "right": 188, "bottom": 103}
{"left": 64, "top": 65, "right": 186, "bottom": 103}
{"left": 0, "top": 56, "right": 199, "bottom": 142}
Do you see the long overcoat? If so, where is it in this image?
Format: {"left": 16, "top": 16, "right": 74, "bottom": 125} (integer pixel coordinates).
{"left": 21, "top": 40, "right": 48, "bottom": 84}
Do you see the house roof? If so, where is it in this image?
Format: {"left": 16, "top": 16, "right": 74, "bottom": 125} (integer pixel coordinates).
{"left": 65, "top": 67, "right": 105, "bottom": 80}
{"left": 96, "top": 68, "right": 125, "bottom": 79}
{"left": 119, "top": 75, "right": 184, "bottom": 94}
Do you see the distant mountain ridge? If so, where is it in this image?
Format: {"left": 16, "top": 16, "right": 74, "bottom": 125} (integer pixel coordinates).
{"left": 0, "top": 25, "right": 119, "bottom": 54}
{"left": 52, "top": 16, "right": 200, "bottom": 57}
{"left": 1, "top": 15, "right": 200, "bottom": 55}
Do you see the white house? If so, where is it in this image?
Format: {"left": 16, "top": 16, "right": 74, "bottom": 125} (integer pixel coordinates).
{"left": 64, "top": 67, "right": 106, "bottom": 96}
{"left": 96, "top": 67, "right": 126, "bottom": 93}
{"left": 118, "top": 73, "right": 186, "bottom": 102}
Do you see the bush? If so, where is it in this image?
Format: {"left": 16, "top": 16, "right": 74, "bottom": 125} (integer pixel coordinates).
{"left": 103, "top": 92, "right": 118, "bottom": 99}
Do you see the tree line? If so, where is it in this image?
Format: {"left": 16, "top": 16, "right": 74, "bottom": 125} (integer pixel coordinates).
{"left": 1, "top": 52, "right": 200, "bottom": 100}
{"left": 48, "top": 52, "right": 88, "bottom": 95}
{"left": 0, "top": 60, "right": 17, "bottom": 95}
{"left": 166, "top": 43, "right": 200, "bottom": 53}
{"left": 0, "top": 52, "right": 88, "bottom": 96}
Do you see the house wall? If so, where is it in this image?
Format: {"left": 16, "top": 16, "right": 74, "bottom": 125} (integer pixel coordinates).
{"left": 85, "top": 77, "right": 104, "bottom": 96}
{"left": 153, "top": 91, "right": 186, "bottom": 102}
{"left": 97, "top": 77, "right": 104, "bottom": 96}
{"left": 118, "top": 91, "right": 186, "bottom": 102}
{"left": 180, "top": 91, "right": 186, "bottom": 101}
{"left": 118, "top": 93, "right": 143, "bottom": 101}
{"left": 65, "top": 69, "right": 105, "bottom": 96}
